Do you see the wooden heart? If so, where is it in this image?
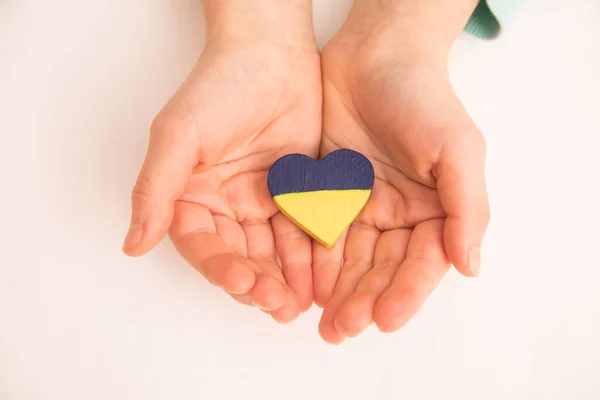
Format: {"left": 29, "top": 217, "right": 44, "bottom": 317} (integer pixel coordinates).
{"left": 267, "top": 149, "right": 375, "bottom": 248}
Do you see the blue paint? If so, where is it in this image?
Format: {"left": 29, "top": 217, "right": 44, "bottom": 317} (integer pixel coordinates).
{"left": 268, "top": 149, "right": 375, "bottom": 196}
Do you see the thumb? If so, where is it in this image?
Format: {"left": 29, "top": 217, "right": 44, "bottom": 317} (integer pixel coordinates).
{"left": 436, "top": 133, "right": 490, "bottom": 277}
{"left": 123, "top": 113, "right": 199, "bottom": 256}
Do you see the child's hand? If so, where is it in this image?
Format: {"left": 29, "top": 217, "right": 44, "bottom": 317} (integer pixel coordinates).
{"left": 314, "top": 0, "right": 490, "bottom": 343}
{"left": 123, "top": 0, "right": 321, "bottom": 323}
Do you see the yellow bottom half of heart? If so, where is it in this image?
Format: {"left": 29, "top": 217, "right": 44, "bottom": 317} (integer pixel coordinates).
{"left": 273, "top": 189, "right": 372, "bottom": 248}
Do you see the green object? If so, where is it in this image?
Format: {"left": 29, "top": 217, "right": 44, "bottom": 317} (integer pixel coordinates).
{"left": 464, "top": 0, "right": 524, "bottom": 39}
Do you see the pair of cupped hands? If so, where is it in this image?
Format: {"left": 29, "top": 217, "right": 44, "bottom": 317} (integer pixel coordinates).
{"left": 122, "top": 0, "right": 489, "bottom": 344}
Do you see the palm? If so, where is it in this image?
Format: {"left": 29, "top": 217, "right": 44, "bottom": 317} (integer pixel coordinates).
{"left": 164, "top": 44, "right": 322, "bottom": 323}
{"left": 314, "top": 42, "right": 485, "bottom": 343}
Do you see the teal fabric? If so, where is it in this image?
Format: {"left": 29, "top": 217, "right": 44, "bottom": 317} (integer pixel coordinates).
{"left": 465, "top": 0, "right": 524, "bottom": 39}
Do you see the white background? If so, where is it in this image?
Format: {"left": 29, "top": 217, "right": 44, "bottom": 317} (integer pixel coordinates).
{"left": 1, "top": 1, "right": 599, "bottom": 399}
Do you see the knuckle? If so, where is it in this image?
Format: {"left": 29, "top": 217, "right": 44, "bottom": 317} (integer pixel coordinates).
{"left": 471, "top": 132, "right": 487, "bottom": 155}
{"left": 129, "top": 177, "right": 153, "bottom": 226}
{"left": 149, "top": 112, "right": 172, "bottom": 136}
{"left": 388, "top": 282, "right": 422, "bottom": 302}
{"left": 281, "top": 229, "right": 307, "bottom": 242}
{"left": 478, "top": 207, "right": 491, "bottom": 227}
{"left": 446, "top": 130, "right": 487, "bottom": 158}
{"left": 129, "top": 177, "right": 156, "bottom": 223}
{"left": 474, "top": 195, "right": 492, "bottom": 227}
{"left": 131, "top": 175, "right": 153, "bottom": 199}
{"left": 409, "top": 249, "right": 440, "bottom": 265}
{"left": 150, "top": 109, "right": 197, "bottom": 144}
{"left": 466, "top": 131, "right": 487, "bottom": 156}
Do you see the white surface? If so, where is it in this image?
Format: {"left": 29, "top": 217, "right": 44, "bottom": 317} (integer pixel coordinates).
{"left": 1, "top": 1, "right": 599, "bottom": 399}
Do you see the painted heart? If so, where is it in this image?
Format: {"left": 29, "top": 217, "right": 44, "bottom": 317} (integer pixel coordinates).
{"left": 267, "top": 149, "right": 375, "bottom": 248}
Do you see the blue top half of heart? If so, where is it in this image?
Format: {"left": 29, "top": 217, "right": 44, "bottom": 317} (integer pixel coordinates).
{"left": 267, "top": 149, "right": 375, "bottom": 197}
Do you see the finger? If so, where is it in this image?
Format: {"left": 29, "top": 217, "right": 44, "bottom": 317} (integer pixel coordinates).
{"left": 242, "top": 220, "right": 300, "bottom": 321}
{"left": 333, "top": 229, "right": 411, "bottom": 338}
{"left": 233, "top": 274, "right": 291, "bottom": 313}
{"left": 436, "top": 135, "right": 490, "bottom": 277}
{"left": 169, "top": 201, "right": 256, "bottom": 295}
{"left": 312, "top": 230, "right": 347, "bottom": 308}
{"left": 123, "top": 113, "right": 199, "bottom": 257}
{"left": 272, "top": 213, "right": 313, "bottom": 312}
{"left": 242, "top": 220, "right": 283, "bottom": 280}
{"left": 374, "top": 219, "right": 450, "bottom": 333}
{"left": 227, "top": 293, "right": 299, "bottom": 325}
{"left": 266, "top": 296, "right": 302, "bottom": 324}
{"left": 214, "top": 215, "right": 259, "bottom": 308}
{"left": 318, "top": 224, "right": 380, "bottom": 344}
{"left": 214, "top": 215, "right": 247, "bottom": 257}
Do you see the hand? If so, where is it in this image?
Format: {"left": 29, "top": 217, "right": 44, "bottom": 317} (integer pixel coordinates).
{"left": 314, "top": 0, "right": 490, "bottom": 343}
{"left": 123, "top": 0, "right": 321, "bottom": 323}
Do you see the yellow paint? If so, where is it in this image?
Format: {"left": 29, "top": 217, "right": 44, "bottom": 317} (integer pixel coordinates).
{"left": 273, "top": 190, "right": 372, "bottom": 248}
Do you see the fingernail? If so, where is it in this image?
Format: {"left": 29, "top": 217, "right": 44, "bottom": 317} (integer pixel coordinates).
{"left": 333, "top": 319, "right": 351, "bottom": 337}
{"left": 258, "top": 308, "right": 271, "bottom": 315}
{"left": 253, "top": 297, "right": 285, "bottom": 312}
{"left": 467, "top": 246, "right": 481, "bottom": 276}
{"left": 123, "top": 225, "right": 144, "bottom": 251}
{"left": 252, "top": 300, "right": 276, "bottom": 311}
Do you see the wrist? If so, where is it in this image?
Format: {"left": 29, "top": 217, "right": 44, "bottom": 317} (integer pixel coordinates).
{"left": 203, "top": 0, "right": 317, "bottom": 51}
{"left": 331, "top": 0, "right": 479, "bottom": 61}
